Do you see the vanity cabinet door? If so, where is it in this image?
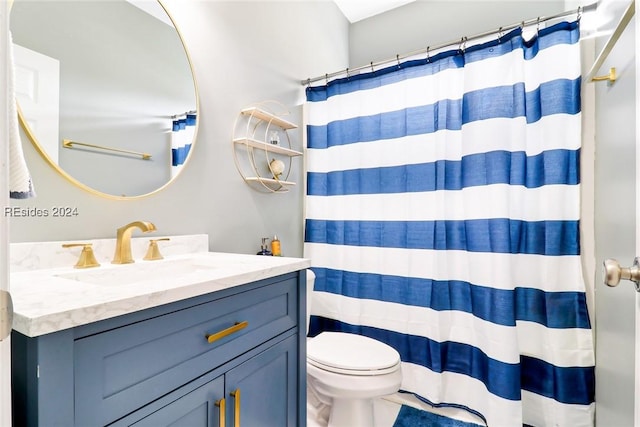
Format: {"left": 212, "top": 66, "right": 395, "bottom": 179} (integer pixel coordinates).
{"left": 130, "top": 376, "right": 224, "bottom": 427}
{"left": 225, "top": 334, "right": 298, "bottom": 427}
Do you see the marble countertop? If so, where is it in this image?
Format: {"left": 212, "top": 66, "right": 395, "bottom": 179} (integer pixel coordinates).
{"left": 10, "top": 238, "right": 310, "bottom": 337}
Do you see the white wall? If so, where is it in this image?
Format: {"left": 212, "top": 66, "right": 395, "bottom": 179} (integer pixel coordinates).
{"left": 9, "top": 1, "right": 349, "bottom": 260}
{"left": 348, "top": 1, "right": 566, "bottom": 66}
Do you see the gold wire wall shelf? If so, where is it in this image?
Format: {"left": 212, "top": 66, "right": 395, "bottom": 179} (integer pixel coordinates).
{"left": 232, "top": 102, "right": 301, "bottom": 193}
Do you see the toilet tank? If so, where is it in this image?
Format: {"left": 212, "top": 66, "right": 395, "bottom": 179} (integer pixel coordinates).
{"left": 306, "top": 269, "right": 315, "bottom": 336}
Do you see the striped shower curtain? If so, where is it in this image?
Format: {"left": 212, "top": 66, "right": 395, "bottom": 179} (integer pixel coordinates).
{"left": 304, "top": 21, "right": 594, "bottom": 427}
{"left": 171, "top": 112, "right": 196, "bottom": 177}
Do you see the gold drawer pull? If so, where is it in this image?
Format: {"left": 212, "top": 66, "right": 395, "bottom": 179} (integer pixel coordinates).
{"left": 206, "top": 321, "right": 249, "bottom": 344}
{"left": 230, "top": 389, "right": 240, "bottom": 427}
{"left": 215, "top": 398, "right": 226, "bottom": 427}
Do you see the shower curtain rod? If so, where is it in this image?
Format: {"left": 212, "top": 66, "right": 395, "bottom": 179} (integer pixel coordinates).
{"left": 301, "top": 2, "right": 597, "bottom": 86}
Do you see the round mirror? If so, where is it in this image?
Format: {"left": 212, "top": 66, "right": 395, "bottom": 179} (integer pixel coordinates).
{"left": 10, "top": 0, "right": 198, "bottom": 199}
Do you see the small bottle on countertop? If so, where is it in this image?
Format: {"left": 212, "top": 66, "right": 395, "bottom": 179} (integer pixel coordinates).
{"left": 271, "top": 235, "right": 281, "bottom": 256}
{"left": 257, "top": 237, "right": 272, "bottom": 256}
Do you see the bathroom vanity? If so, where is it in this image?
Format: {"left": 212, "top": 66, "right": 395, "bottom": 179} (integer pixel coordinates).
{"left": 9, "top": 236, "right": 309, "bottom": 427}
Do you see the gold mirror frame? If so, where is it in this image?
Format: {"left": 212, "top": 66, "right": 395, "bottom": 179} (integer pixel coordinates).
{"left": 10, "top": 0, "right": 200, "bottom": 201}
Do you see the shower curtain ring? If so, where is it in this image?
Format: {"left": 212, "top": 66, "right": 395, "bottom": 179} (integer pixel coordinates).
{"left": 371, "top": 61, "right": 375, "bottom": 72}
{"left": 498, "top": 27, "right": 503, "bottom": 42}
{"left": 396, "top": 54, "right": 401, "bottom": 68}
{"left": 459, "top": 37, "right": 467, "bottom": 53}
{"left": 426, "top": 46, "right": 431, "bottom": 63}
{"left": 325, "top": 73, "right": 329, "bottom": 86}
{"left": 577, "top": 5, "right": 583, "bottom": 21}
{"left": 536, "top": 17, "right": 541, "bottom": 34}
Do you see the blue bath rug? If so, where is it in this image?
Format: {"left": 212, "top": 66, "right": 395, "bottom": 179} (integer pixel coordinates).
{"left": 392, "top": 405, "right": 484, "bottom": 427}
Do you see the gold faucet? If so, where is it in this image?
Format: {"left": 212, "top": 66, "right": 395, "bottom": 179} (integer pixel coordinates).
{"left": 112, "top": 221, "right": 157, "bottom": 264}
{"left": 62, "top": 243, "right": 100, "bottom": 269}
{"left": 143, "top": 238, "right": 170, "bottom": 261}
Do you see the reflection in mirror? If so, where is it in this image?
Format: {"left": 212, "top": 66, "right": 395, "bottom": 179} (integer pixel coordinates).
{"left": 10, "top": 0, "right": 198, "bottom": 198}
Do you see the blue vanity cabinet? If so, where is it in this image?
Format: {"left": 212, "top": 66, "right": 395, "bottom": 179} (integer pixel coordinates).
{"left": 11, "top": 271, "right": 307, "bottom": 427}
{"left": 116, "top": 333, "right": 298, "bottom": 427}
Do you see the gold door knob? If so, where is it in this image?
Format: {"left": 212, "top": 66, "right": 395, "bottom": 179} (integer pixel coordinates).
{"left": 603, "top": 258, "right": 640, "bottom": 291}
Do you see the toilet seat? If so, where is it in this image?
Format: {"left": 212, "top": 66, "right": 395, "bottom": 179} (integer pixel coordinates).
{"left": 307, "top": 332, "right": 401, "bottom": 376}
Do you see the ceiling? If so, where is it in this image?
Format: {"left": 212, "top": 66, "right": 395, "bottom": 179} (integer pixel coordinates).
{"left": 333, "top": 0, "right": 417, "bottom": 23}
{"left": 126, "top": 0, "right": 174, "bottom": 27}
{"left": 127, "top": 0, "right": 415, "bottom": 26}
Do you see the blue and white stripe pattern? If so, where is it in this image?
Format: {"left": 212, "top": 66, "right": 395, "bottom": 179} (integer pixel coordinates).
{"left": 171, "top": 112, "right": 196, "bottom": 177}
{"left": 304, "top": 21, "right": 594, "bottom": 426}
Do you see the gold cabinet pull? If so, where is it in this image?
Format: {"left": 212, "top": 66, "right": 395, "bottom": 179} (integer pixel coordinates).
{"left": 215, "top": 398, "right": 226, "bottom": 427}
{"left": 230, "top": 389, "right": 240, "bottom": 427}
{"left": 206, "top": 321, "right": 248, "bottom": 344}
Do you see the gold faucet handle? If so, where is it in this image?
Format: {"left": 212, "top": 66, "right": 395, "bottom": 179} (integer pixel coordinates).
{"left": 62, "top": 243, "right": 101, "bottom": 269}
{"left": 143, "top": 238, "right": 170, "bottom": 261}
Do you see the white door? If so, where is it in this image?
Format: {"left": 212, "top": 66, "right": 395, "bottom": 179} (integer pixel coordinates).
{"left": 12, "top": 43, "right": 60, "bottom": 164}
{"left": 587, "top": 0, "right": 638, "bottom": 425}
{"left": 636, "top": 2, "right": 640, "bottom": 423}
{"left": 1, "top": 3, "right": 12, "bottom": 425}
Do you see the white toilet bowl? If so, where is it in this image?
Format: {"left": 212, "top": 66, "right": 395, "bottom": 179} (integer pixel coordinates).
{"left": 306, "top": 270, "right": 402, "bottom": 427}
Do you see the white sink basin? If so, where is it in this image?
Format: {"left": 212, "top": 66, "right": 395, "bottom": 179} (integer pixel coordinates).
{"left": 55, "top": 257, "right": 221, "bottom": 286}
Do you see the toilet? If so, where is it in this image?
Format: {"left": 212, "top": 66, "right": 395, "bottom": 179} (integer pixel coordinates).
{"left": 306, "top": 270, "right": 403, "bottom": 427}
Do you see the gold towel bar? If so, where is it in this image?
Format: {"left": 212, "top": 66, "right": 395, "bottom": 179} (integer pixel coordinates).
{"left": 62, "top": 139, "right": 152, "bottom": 160}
